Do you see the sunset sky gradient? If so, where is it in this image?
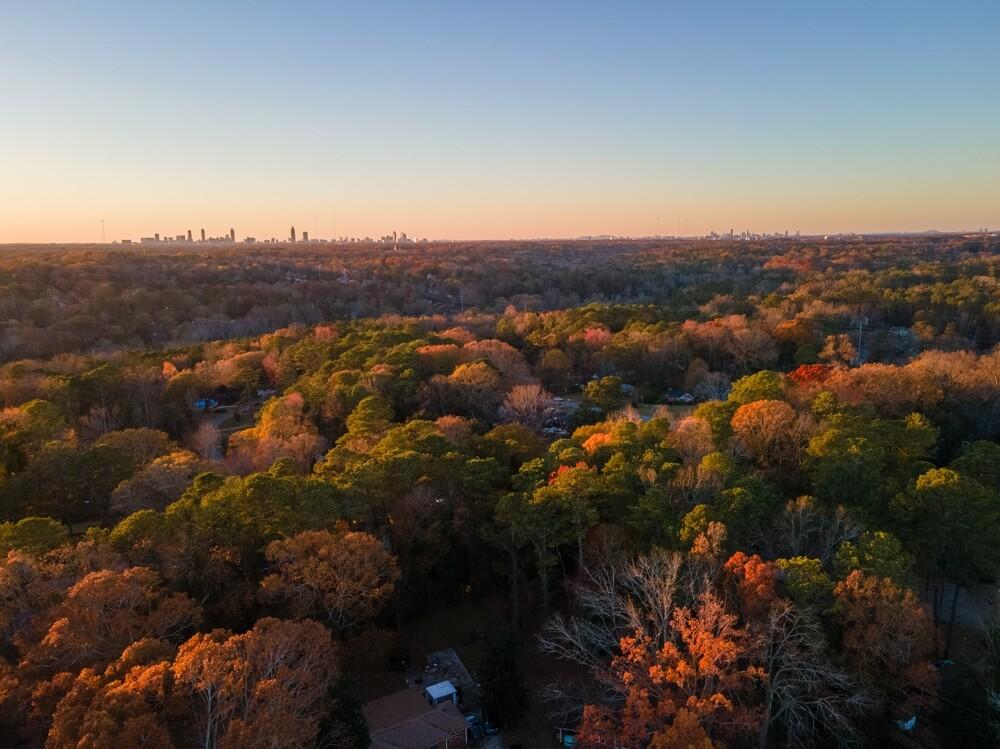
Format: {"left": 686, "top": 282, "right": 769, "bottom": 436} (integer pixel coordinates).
{"left": 2, "top": 1, "right": 998, "bottom": 242}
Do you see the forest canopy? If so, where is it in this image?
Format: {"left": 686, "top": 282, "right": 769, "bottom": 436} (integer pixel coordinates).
{"left": 1, "top": 237, "right": 999, "bottom": 748}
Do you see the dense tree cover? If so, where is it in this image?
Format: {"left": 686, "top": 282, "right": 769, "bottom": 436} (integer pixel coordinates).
{"left": 0, "top": 239, "right": 998, "bottom": 746}
{"left": 1, "top": 235, "right": 999, "bottom": 362}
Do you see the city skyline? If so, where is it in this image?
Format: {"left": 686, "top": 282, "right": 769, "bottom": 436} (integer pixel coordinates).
{"left": 113, "top": 225, "right": 424, "bottom": 245}
{"left": 33, "top": 223, "right": 999, "bottom": 248}
{"left": 2, "top": 2, "right": 999, "bottom": 243}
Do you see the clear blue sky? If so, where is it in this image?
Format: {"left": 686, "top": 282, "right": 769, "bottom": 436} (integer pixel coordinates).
{"left": 2, "top": 1, "right": 998, "bottom": 241}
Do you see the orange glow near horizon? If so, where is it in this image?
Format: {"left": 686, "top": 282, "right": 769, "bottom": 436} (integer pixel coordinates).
{"left": 3, "top": 178, "right": 997, "bottom": 244}
{"left": 2, "top": 4, "right": 998, "bottom": 244}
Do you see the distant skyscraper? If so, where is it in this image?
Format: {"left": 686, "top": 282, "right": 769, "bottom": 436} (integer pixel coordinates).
{"left": 154, "top": 233, "right": 160, "bottom": 242}
{"left": 187, "top": 229, "right": 192, "bottom": 242}
{"left": 290, "top": 226, "right": 296, "bottom": 243}
{"left": 230, "top": 227, "right": 235, "bottom": 242}
{"left": 302, "top": 231, "right": 309, "bottom": 242}
{"left": 200, "top": 228, "right": 205, "bottom": 242}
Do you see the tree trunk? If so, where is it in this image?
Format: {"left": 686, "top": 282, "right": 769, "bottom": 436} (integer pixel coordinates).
{"left": 539, "top": 537, "right": 550, "bottom": 610}
{"left": 932, "top": 583, "right": 940, "bottom": 633}
{"left": 394, "top": 584, "right": 403, "bottom": 631}
{"left": 510, "top": 542, "right": 520, "bottom": 629}
{"left": 943, "top": 583, "right": 961, "bottom": 658}
{"left": 758, "top": 708, "right": 771, "bottom": 749}
{"left": 540, "top": 563, "right": 550, "bottom": 611}
{"left": 931, "top": 583, "right": 945, "bottom": 655}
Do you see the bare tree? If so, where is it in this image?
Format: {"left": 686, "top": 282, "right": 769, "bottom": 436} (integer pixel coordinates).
{"left": 760, "top": 601, "right": 871, "bottom": 748}
{"left": 79, "top": 405, "right": 124, "bottom": 441}
{"left": 499, "top": 382, "right": 555, "bottom": 432}
{"left": 605, "top": 403, "right": 642, "bottom": 424}
{"left": 538, "top": 549, "right": 688, "bottom": 731}
{"left": 763, "top": 496, "right": 860, "bottom": 564}
{"left": 538, "top": 548, "right": 684, "bottom": 672}
{"left": 191, "top": 420, "right": 222, "bottom": 460}
{"left": 542, "top": 548, "right": 870, "bottom": 748}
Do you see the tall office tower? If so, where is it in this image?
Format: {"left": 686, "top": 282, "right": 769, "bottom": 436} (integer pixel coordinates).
{"left": 302, "top": 231, "right": 309, "bottom": 242}
{"left": 200, "top": 228, "right": 205, "bottom": 242}
{"left": 187, "top": 229, "right": 192, "bottom": 242}
{"left": 230, "top": 227, "right": 235, "bottom": 242}
{"left": 154, "top": 233, "right": 160, "bottom": 241}
{"left": 290, "top": 226, "right": 296, "bottom": 243}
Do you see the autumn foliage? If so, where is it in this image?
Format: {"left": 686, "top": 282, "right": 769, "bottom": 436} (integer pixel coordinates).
{"left": 260, "top": 528, "right": 399, "bottom": 635}
{"left": 0, "top": 237, "right": 998, "bottom": 746}
{"left": 579, "top": 592, "right": 764, "bottom": 748}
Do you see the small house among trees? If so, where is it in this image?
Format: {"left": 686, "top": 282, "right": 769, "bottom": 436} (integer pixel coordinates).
{"left": 364, "top": 687, "right": 469, "bottom": 749}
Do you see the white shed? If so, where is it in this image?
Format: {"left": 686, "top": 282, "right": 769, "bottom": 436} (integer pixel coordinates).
{"left": 424, "top": 680, "right": 458, "bottom": 706}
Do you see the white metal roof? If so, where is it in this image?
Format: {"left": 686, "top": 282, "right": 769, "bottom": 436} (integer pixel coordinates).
{"left": 425, "top": 680, "right": 457, "bottom": 701}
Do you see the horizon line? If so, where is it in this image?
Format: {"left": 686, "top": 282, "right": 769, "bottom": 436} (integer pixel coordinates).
{"left": 2, "top": 228, "right": 1000, "bottom": 247}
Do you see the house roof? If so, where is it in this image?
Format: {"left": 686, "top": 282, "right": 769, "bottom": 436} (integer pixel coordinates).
{"left": 372, "top": 720, "right": 448, "bottom": 749}
{"left": 365, "top": 689, "right": 431, "bottom": 734}
{"left": 364, "top": 687, "right": 467, "bottom": 749}
{"left": 420, "top": 707, "right": 467, "bottom": 734}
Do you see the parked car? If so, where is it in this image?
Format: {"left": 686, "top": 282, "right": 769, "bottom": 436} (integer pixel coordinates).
{"left": 464, "top": 714, "right": 486, "bottom": 740}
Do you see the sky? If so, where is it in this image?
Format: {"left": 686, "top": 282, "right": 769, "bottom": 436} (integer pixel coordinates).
{"left": 1, "top": 1, "right": 999, "bottom": 243}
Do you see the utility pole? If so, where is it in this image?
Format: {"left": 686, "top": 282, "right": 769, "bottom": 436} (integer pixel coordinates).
{"left": 856, "top": 316, "right": 868, "bottom": 365}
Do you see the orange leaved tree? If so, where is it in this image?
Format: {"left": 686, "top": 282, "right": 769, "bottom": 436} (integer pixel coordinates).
{"left": 579, "top": 591, "right": 764, "bottom": 748}
{"left": 260, "top": 528, "right": 399, "bottom": 636}
{"left": 173, "top": 617, "right": 337, "bottom": 749}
